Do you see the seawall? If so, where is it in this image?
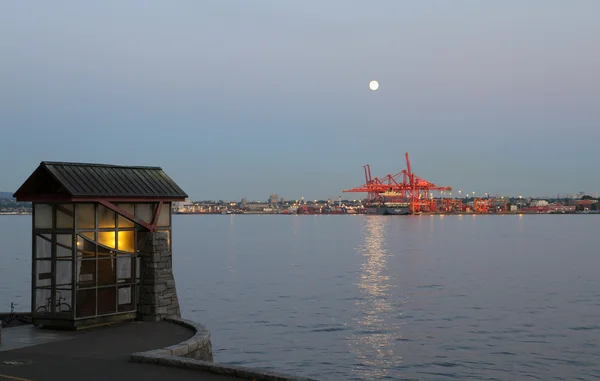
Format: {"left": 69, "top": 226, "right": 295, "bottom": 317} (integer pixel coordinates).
{"left": 131, "top": 317, "right": 318, "bottom": 381}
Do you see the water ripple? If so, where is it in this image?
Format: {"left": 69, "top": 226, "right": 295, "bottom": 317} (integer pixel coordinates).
{"left": 3, "top": 215, "right": 600, "bottom": 381}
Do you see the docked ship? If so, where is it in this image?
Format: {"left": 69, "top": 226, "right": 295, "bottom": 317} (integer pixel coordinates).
{"left": 365, "top": 201, "right": 411, "bottom": 215}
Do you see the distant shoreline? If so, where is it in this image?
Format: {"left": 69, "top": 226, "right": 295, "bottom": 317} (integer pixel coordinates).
{"left": 172, "top": 211, "right": 593, "bottom": 216}
{"left": 2, "top": 211, "right": 597, "bottom": 217}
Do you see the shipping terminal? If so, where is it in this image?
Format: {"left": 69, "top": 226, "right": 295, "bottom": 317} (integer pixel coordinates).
{"left": 166, "top": 153, "right": 597, "bottom": 215}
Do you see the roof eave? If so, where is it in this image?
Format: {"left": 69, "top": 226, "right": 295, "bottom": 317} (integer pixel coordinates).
{"left": 15, "top": 195, "right": 188, "bottom": 203}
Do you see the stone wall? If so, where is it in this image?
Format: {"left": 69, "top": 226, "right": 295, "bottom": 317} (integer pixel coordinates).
{"left": 160, "top": 317, "right": 213, "bottom": 362}
{"left": 137, "top": 231, "right": 181, "bottom": 322}
{"left": 130, "top": 317, "right": 213, "bottom": 362}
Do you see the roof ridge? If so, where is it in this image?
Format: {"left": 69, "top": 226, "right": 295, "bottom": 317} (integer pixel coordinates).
{"left": 41, "top": 161, "right": 162, "bottom": 170}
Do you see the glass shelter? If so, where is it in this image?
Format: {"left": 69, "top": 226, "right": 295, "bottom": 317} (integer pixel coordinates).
{"left": 14, "top": 162, "right": 187, "bottom": 329}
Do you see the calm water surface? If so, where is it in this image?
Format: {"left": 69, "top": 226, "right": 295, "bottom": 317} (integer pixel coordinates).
{"left": 1, "top": 214, "right": 600, "bottom": 380}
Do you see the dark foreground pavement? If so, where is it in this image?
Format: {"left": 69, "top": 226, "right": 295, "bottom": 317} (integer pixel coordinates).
{"left": 0, "top": 321, "right": 242, "bottom": 381}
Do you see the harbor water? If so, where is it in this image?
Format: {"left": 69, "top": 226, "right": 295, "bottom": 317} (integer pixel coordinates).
{"left": 1, "top": 214, "right": 599, "bottom": 380}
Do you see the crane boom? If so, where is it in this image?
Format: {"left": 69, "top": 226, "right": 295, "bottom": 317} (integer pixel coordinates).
{"left": 343, "top": 152, "right": 452, "bottom": 213}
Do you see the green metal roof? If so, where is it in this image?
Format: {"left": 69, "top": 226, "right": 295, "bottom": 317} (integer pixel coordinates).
{"left": 14, "top": 161, "right": 188, "bottom": 200}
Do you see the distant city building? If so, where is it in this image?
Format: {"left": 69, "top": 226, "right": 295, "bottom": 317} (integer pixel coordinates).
{"left": 568, "top": 199, "right": 597, "bottom": 211}
{"left": 269, "top": 193, "right": 280, "bottom": 207}
{"left": 173, "top": 198, "right": 193, "bottom": 212}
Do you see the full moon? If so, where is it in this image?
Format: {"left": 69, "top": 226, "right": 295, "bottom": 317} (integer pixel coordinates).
{"left": 369, "top": 80, "right": 379, "bottom": 91}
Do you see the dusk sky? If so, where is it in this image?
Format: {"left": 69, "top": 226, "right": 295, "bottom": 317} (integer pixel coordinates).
{"left": 1, "top": 1, "right": 599, "bottom": 200}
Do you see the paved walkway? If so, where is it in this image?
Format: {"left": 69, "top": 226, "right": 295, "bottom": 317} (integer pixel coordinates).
{"left": 0, "top": 322, "right": 241, "bottom": 381}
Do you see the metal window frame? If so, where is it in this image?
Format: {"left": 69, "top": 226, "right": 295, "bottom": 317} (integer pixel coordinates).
{"left": 30, "top": 200, "right": 173, "bottom": 325}
{"left": 32, "top": 203, "right": 76, "bottom": 319}
{"left": 72, "top": 203, "right": 139, "bottom": 320}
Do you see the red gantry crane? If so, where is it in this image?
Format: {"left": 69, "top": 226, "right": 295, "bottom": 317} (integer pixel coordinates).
{"left": 471, "top": 197, "right": 508, "bottom": 213}
{"left": 343, "top": 153, "right": 452, "bottom": 213}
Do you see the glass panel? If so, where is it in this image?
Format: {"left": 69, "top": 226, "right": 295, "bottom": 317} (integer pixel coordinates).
{"left": 35, "top": 288, "right": 52, "bottom": 313}
{"left": 76, "top": 289, "right": 96, "bottom": 317}
{"left": 117, "top": 230, "right": 135, "bottom": 253}
{"left": 77, "top": 260, "right": 96, "bottom": 288}
{"left": 118, "top": 286, "right": 135, "bottom": 312}
{"left": 82, "top": 232, "right": 95, "bottom": 240}
{"left": 55, "top": 290, "right": 73, "bottom": 315}
{"left": 56, "top": 260, "right": 72, "bottom": 288}
{"left": 136, "top": 203, "right": 153, "bottom": 224}
{"left": 36, "top": 260, "right": 52, "bottom": 288}
{"left": 34, "top": 204, "right": 53, "bottom": 229}
{"left": 98, "top": 231, "right": 116, "bottom": 250}
{"left": 117, "top": 256, "right": 132, "bottom": 282}
{"left": 56, "top": 234, "right": 73, "bottom": 259}
{"left": 76, "top": 204, "right": 95, "bottom": 229}
{"left": 98, "top": 240, "right": 115, "bottom": 258}
{"left": 98, "top": 287, "right": 117, "bottom": 315}
{"left": 36, "top": 234, "right": 52, "bottom": 259}
{"left": 77, "top": 234, "right": 96, "bottom": 259}
{"left": 98, "top": 232, "right": 117, "bottom": 249}
{"left": 56, "top": 204, "right": 74, "bottom": 228}
{"left": 117, "top": 203, "right": 135, "bottom": 228}
{"left": 98, "top": 258, "right": 116, "bottom": 286}
{"left": 159, "top": 229, "right": 171, "bottom": 252}
{"left": 158, "top": 203, "right": 171, "bottom": 227}
{"left": 98, "top": 205, "right": 116, "bottom": 228}
{"left": 118, "top": 286, "right": 131, "bottom": 305}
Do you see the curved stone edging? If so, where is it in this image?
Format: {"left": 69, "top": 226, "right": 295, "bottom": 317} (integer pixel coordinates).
{"left": 130, "top": 317, "right": 213, "bottom": 361}
{"left": 131, "top": 353, "right": 319, "bottom": 381}
{"left": 129, "top": 317, "right": 318, "bottom": 381}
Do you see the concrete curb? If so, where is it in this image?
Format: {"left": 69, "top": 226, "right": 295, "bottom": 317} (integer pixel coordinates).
{"left": 129, "top": 317, "right": 318, "bottom": 381}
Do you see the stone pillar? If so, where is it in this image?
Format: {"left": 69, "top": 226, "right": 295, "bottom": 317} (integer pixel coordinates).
{"left": 137, "top": 231, "right": 181, "bottom": 322}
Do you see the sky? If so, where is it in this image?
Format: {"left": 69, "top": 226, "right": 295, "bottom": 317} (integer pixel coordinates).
{"left": 1, "top": 1, "right": 599, "bottom": 201}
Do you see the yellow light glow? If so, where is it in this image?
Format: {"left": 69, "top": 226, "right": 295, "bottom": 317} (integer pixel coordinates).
{"left": 369, "top": 80, "right": 379, "bottom": 91}
{"left": 97, "top": 232, "right": 115, "bottom": 249}
{"left": 118, "top": 231, "right": 135, "bottom": 252}
{"left": 97, "top": 231, "right": 135, "bottom": 253}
